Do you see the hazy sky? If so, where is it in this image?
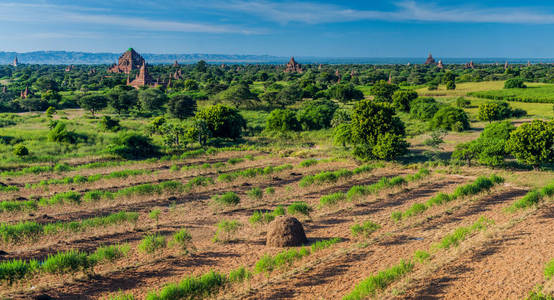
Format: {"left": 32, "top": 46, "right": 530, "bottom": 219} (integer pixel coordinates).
{"left": 3, "top": 0, "right": 554, "bottom": 57}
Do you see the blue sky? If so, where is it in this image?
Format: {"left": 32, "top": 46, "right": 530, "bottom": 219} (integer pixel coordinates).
{"left": 3, "top": 0, "right": 554, "bottom": 57}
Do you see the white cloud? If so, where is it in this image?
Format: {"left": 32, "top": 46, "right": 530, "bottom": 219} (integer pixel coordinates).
{"left": 200, "top": 0, "right": 554, "bottom": 25}
{"left": 0, "top": 2, "right": 261, "bottom": 34}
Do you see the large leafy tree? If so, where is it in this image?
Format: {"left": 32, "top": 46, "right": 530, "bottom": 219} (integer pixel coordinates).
{"left": 328, "top": 83, "right": 364, "bottom": 103}
{"left": 218, "top": 83, "right": 258, "bottom": 108}
{"left": 107, "top": 86, "right": 138, "bottom": 115}
{"left": 391, "top": 90, "right": 418, "bottom": 112}
{"left": 369, "top": 80, "right": 399, "bottom": 102}
{"left": 350, "top": 100, "right": 408, "bottom": 160}
{"left": 79, "top": 94, "right": 108, "bottom": 116}
{"left": 195, "top": 104, "right": 246, "bottom": 139}
{"left": 138, "top": 88, "right": 168, "bottom": 113}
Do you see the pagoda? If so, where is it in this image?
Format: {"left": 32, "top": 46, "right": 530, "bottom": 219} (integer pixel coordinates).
{"left": 437, "top": 60, "right": 443, "bottom": 69}
{"left": 20, "top": 86, "right": 30, "bottom": 99}
{"left": 424, "top": 53, "right": 436, "bottom": 65}
{"left": 108, "top": 48, "right": 146, "bottom": 74}
{"left": 12, "top": 56, "right": 18, "bottom": 67}
{"left": 128, "top": 62, "right": 156, "bottom": 89}
{"left": 284, "top": 57, "right": 303, "bottom": 73}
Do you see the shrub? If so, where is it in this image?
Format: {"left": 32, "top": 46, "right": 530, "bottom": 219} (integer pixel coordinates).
{"left": 254, "top": 248, "right": 310, "bottom": 275}
{"left": 350, "top": 221, "right": 380, "bottom": 238}
{"left": 90, "top": 244, "right": 130, "bottom": 263}
{"left": 99, "top": 116, "right": 121, "bottom": 131}
{"left": 369, "top": 80, "right": 399, "bottom": 102}
{"left": 410, "top": 98, "right": 440, "bottom": 121}
{"left": 168, "top": 94, "right": 197, "bottom": 120}
{"left": 212, "top": 220, "right": 241, "bottom": 243}
{"left": 13, "top": 144, "right": 29, "bottom": 157}
{"left": 287, "top": 201, "right": 312, "bottom": 216}
{"left": 299, "top": 159, "right": 318, "bottom": 167}
{"left": 329, "top": 83, "right": 364, "bottom": 103}
{"left": 296, "top": 99, "right": 339, "bottom": 130}
{"left": 149, "top": 209, "right": 161, "bottom": 227}
{"left": 504, "top": 78, "right": 526, "bottom": 89}
{"left": 506, "top": 120, "right": 554, "bottom": 168}
{"left": 478, "top": 101, "right": 512, "bottom": 122}
{"left": 185, "top": 176, "right": 213, "bottom": 189}
{"left": 138, "top": 234, "right": 167, "bottom": 254}
{"left": 456, "top": 97, "right": 470, "bottom": 108}
{"left": 195, "top": 104, "right": 246, "bottom": 139}
{"left": 508, "top": 190, "right": 542, "bottom": 212}
{"left": 266, "top": 109, "right": 301, "bottom": 132}
{"left": 430, "top": 106, "right": 470, "bottom": 132}
{"left": 265, "top": 187, "right": 275, "bottom": 194}
{"left": 392, "top": 90, "right": 418, "bottom": 112}
{"left": 212, "top": 192, "right": 240, "bottom": 206}
{"left": 109, "top": 132, "right": 158, "bottom": 159}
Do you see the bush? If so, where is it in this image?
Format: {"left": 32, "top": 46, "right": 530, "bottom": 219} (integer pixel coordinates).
{"left": 99, "top": 116, "right": 121, "bottom": 131}
{"left": 195, "top": 104, "right": 246, "bottom": 139}
{"left": 430, "top": 106, "right": 470, "bottom": 132}
{"left": 409, "top": 98, "right": 441, "bottom": 121}
{"left": 391, "top": 90, "right": 418, "bottom": 112}
{"left": 506, "top": 120, "right": 554, "bottom": 168}
{"left": 456, "top": 97, "right": 470, "bottom": 108}
{"left": 296, "top": 99, "right": 338, "bottom": 130}
{"left": 328, "top": 83, "right": 364, "bottom": 103}
{"left": 109, "top": 132, "right": 158, "bottom": 159}
{"left": 13, "top": 144, "right": 29, "bottom": 157}
{"left": 266, "top": 109, "right": 301, "bottom": 132}
{"left": 138, "top": 234, "right": 167, "bottom": 254}
{"left": 168, "top": 94, "right": 197, "bottom": 120}
{"left": 478, "top": 101, "right": 512, "bottom": 122}
{"left": 504, "top": 78, "right": 526, "bottom": 89}
{"left": 369, "top": 80, "right": 399, "bottom": 102}
{"left": 212, "top": 192, "right": 240, "bottom": 206}
{"left": 90, "top": 244, "right": 130, "bottom": 263}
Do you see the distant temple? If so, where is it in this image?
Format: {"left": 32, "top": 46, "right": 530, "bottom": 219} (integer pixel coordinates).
{"left": 504, "top": 61, "right": 509, "bottom": 70}
{"left": 284, "top": 57, "right": 303, "bottom": 73}
{"left": 12, "top": 56, "right": 18, "bottom": 67}
{"left": 437, "top": 60, "right": 443, "bottom": 69}
{"left": 108, "top": 48, "right": 145, "bottom": 74}
{"left": 465, "top": 61, "right": 475, "bottom": 69}
{"left": 65, "top": 65, "right": 74, "bottom": 72}
{"left": 424, "top": 53, "right": 436, "bottom": 65}
{"left": 20, "top": 86, "right": 30, "bottom": 99}
{"left": 127, "top": 62, "right": 159, "bottom": 89}
{"left": 387, "top": 72, "right": 392, "bottom": 84}
{"left": 2, "top": 86, "right": 6, "bottom": 93}
{"left": 173, "top": 60, "right": 179, "bottom": 67}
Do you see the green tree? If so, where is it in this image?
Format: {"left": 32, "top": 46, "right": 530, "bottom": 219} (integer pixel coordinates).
{"left": 350, "top": 100, "right": 407, "bottom": 160}
{"left": 369, "top": 80, "right": 399, "bottom": 102}
{"left": 195, "top": 104, "right": 246, "bottom": 139}
{"left": 34, "top": 76, "right": 59, "bottom": 92}
{"left": 478, "top": 102, "right": 511, "bottom": 122}
{"left": 45, "top": 106, "right": 56, "bottom": 118}
{"left": 218, "top": 83, "right": 258, "bottom": 108}
{"left": 275, "top": 84, "right": 303, "bottom": 108}
{"left": 392, "top": 90, "right": 418, "bottom": 112}
{"left": 107, "top": 86, "right": 138, "bottom": 115}
{"left": 167, "top": 95, "right": 197, "bottom": 120}
{"left": 138, "top": 88, "right": 168, "bottom": 113}
{"left": 506, "top": 120, "right": 554, "bottom": 168}
{"left": 109, "top": 132, "right": 159, "bottom": 159}
{"left": 184, "top": 79, "right": 199, "bottom": 91}
{"left": 266, "top": 109, "right": 301, "bottom": 132}
{"left": 504, "top": 78, "right": 526, "bottom": 89}
{"left": 296, "top": 99, "right": 338, "bottom": 130}
{"left": 430, "top": 106, "right": 470, "bottom": 132}
{"left": 445, "top": 80, "right": 456, "bottom": 90}
{"left": 13, "top": 144, "right": 29, "bottom": 157}
{"left": 79, "top": 95, "right": 108, "bottom": 116}
{"left": 328, "top": 83, "right": 364, "bottom": 103}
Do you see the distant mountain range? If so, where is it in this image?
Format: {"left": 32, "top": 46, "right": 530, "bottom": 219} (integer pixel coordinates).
{"left": 2, "top": 51, "right": 554, "bottom": 65}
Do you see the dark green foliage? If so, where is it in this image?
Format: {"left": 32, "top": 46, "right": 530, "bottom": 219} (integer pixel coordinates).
{"left": 409, "top": 98, "right": 441, "bottom": 121}
{"left": 329, "top": 83, "right": 364, "bottom": 103}
{"left": 109, "top": 132, "right": 158, "bottom": 159}
{"left": 0, "top": 259, "right": 39, "bottom": 284}
{"left": 79, "top": 94, "right": 108, "bottom": 116}
{"left": 212, "top": 220, "right": 241, "bottom": 243}
{"left": 445, "top": 80, "right": 456, "bottom": 90}
{"left": 351, "top": 100, "right": 407, "bottom": 160}
{"left": 266, "top": 109, "right": 300, "bottom": 132}
{"left": 296, "top": 98, "right": 338, "bottom": 130}
{"left": 504, "top": 78, "right": 526, "bottom": 89}
{"left": 168, "top": 94, "right": 197, "bottom": 119}
{"left": 430, "top": 106, "right": 470, "bottom": 132}
{"left": 369, "top": 80, "right": 399, "bottom": 102}
{"left": 107, "top": 85, "right": 138, "bottom": 115}
{"left": 13, "top": 144, "right": 29, "bottom": 156}
{"left": 138, "top": 88, "right": 168, "bottom": 112}
{"left": 218, "top": 83, "right": 258, "bottom": 108}
{"left": 456, "top": 97, "right": 470, "bottom": 108}
{"left": 48, "top": 121, "right": 83, "bottom": 144}
{"left": 506, "top": 120, "right": 554, "bottom": 167}
{"left": 195, "top": 104, "right": 246, "bottom": 139}
{"left": 99, "top": 116, "right": 121, "bottom": 131}
{"left": 392, "top": 90, "right": 418, "bottom": 112}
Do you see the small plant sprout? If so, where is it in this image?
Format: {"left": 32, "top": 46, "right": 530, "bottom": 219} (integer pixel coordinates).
{"left": 149, "top": 208, "right": 161, "bottom": 228}
{"left": 212, "top": 220, "right": 242, "bottom": 243}
{"left": 247, "top": 187, "right": 263, "bottom": 200}
{"left": 170, "top": 228, "right": 194, "bottom": 254}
